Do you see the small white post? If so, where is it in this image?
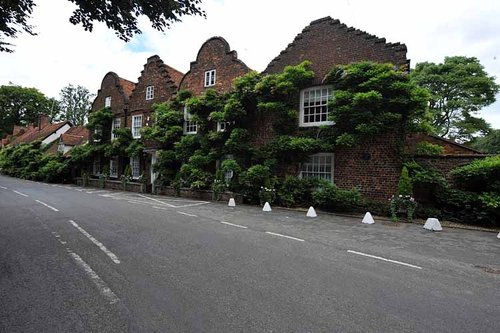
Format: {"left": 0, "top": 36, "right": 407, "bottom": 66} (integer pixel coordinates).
{"left": 497, "top": 232, "right": 500, "bottom": 239}
{"left": 262, "top": 202, "right": 272, "bottom": 212}
{"left": 423, "top": 218, "right": 442, "bottom": 231}
{"left": 228, "top": 198, "right": 236, "bottom": 207}
{"left": 306, "top": 206, "right": 317, "bottom": 217}
{"left": 362, "top": 212, "right": 375, "bottom": 224}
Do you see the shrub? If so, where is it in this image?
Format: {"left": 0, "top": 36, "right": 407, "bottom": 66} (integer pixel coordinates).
{"left": 276, "top": 176, "right": 320, "bottom": 207}
{"left": 239, "top": 164, "right": 275, "bottom": 204}
{"left": 397, "top": 166, "right": 413, "bottom": 196}
{"left": 415, "top": 141, "right": 444, "bottom": 155}
{"left": 451, "top": 155, "right": 500, "bottom": 192}
{"left": 312, "top": 183, "right": 362, "bottom": 212}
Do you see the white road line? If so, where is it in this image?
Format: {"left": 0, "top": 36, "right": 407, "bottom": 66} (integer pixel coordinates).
{"left": 86, "top": 190, "right": 107, "bottom": 194}
{"left": 174, "top": 202, "right": 210, "bottom": 208}
{"left": 35, "top": 199, "right": 59, "bottom": 212}
{"left": 220, "top": 221, "right": 248, "bottom": 229}
{"left": 347, "top": 250, "right": 423, "bottom": 270}
{"left": 136, "top": 194, "right": 176, "bottom": 207}
{"left": 0, "top": 185, "right": 8, "bottom": 189}
{"left": 265, "top": 231, "right": 305, "bottom": 242}
{"left": 69, "top": 220, "right": 120, "bottom": 264}
{"left": 177, "top": 211, "right": 198, "bottom": 217}
{"left": 67, "top": 250, "right": 119, "bottom": 304}
{"left": 12, "top": 190, "right": 29, "bottom": 197}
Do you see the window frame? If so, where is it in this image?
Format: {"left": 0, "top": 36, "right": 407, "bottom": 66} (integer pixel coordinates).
{"left": 105, "top": 96, "right": 112, "bottom": 108}
{"left": 299, "top": 153, "right": 334, "bottom": 183}
{"left": 111, "top": 117, "right": 121, "bottom": 140}
{"left": 204, "top": 69, "right": 216, "bottom": 87}
{"left": 93, "top": 157, "right": 101, "bottom": 176}
{"left": 132, "top": 114, "right": 143, "bottom": 139}
{"left": 145, "top": 85, "right": 154, "bottom": 100}
{"left": 299, "top": 86, "right": 334, "bottom": 127}
{"left": 130, "top": 156, "right": 140, "bottom": 179}
{"left": 183, "top": 106, "right": 197, "bottom": 135}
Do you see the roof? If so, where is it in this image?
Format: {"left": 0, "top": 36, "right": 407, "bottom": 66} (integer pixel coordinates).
{"left": 164, "top": 64, "right": 184, "bottom": 88}
{"left": 119, "top": 78, "right": 136, "bottom": 98}
{"left": 8, "top": 121, "right": 70, "bottom": 146}
{"left": 61, "top": 133, "right": 87, "bottom": 146}
{"left": 65, "top": 126, "right": 90, "bottom": 138}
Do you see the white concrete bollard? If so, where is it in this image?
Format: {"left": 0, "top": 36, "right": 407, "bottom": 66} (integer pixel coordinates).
{"left": 362, "top": 212, "right": 375, "bottom": 224}
{"left": 228, "top": 198, "right": 236, "bottom": 207}
{"left": 306, "top": 206, "right": 317, "bottom": 217}
{"left": 423, "top": 218, "right": 442, "bottom": 231}
{"left": 262, "top": 202, "right": 272, "bottom": 212}
{"left": 497, "top": 232, "right": 500, "bottom": 239}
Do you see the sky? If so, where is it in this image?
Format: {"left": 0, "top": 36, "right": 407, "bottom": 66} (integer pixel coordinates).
{"left": 1, "top": 0, "right": 499, "bottom": 128}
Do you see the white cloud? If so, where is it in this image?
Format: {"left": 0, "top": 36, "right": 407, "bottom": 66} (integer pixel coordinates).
{"left": 1, "top": 0, "right": 499, "bottom": 128}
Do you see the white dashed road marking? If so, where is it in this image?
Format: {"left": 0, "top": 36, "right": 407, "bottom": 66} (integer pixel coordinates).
{"left": 347, "top": 250, "right": 422, "bottom": 270}
{"left": 177, "top": 211, "right": 198, "bottom": 217}
{"left": 12, "top": 190, "right": 29, "bottom": 197}
{"left": 35, "top": 199, "right": 59, "bottom": 212}
{"left": 220, "top": 221, "right": 248, "bottom": 229}
{"left": 265, "top": 231, "right": 305, "bottom": 242}
{"left": 0, "top": 185, "right": 8, "bottom": 189}
{"left": 69, "top": 220, "right": 120, "bottom": 264}
{"left": 136, "top": 194, "right": 176, "bottom": 207}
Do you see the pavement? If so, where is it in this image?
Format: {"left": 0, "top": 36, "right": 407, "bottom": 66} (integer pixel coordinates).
{"left": 0, "top": 174, "right": 499, "bottom": 332}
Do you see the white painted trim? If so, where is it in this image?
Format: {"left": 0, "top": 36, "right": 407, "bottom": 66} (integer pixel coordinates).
{"left": 42, "top": 123, "right": 71, "bottom": 145}
{"left": 299, "top": 86, "right": 334, "bottom": 127}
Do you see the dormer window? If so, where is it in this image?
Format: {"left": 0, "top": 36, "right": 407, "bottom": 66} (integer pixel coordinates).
{"left": 105, "top": 96, "right": 112, "bottom": 107}
{"left": 299, "top": 86, "right": 333, "bottom": 127}
{"left": 204, "top": 69, "right": 216, "bottom": 87}
{"left": 146, "top": 85, "right": 154, "bottom": 100}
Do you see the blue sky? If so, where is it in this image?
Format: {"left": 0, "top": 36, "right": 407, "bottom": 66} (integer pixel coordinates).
{"left": 0, "top": 0, "right": 499, "bottom": 128}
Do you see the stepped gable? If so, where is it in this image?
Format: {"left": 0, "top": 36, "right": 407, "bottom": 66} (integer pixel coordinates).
{"left": 179, "top": 36, "right": 251, "bottom": 95}
{"left": 128, "top": 55, "right": 182, "bottom": 112}
{"left": 92, "top": 71, "right": 136, "bottom": 114}
{"left": 264, "top": 16, "right": 409, "bottom": 83}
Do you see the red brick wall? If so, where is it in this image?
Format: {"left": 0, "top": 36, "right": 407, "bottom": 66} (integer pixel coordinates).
{"left": 334, "top": 133, "right": 402, "bottom": 201}
{"left": 179, "top": 37, "right": 251, "bottom": 95}
{"left": 265, "top": 17, "right": 408, "bottom": 83}
{"left": 129, "top": 55, "right": 180, "bottom": 118}
{"left": 91, "top": 72, "right": 132, "bottom": 118}
{"left": 414, "top": 155, "right": 489, "bottom": 181}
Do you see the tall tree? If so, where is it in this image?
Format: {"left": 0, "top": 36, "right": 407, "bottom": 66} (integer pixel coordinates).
{"left": 410, "top": 56, "right": 499, "bottom": 142}
{"left": 0, "top": 0, "right": 205, "bottom": 52}
{"left": 0, "top": 85, "right": 51, "bottom": 138}
{"left": 470, "top": 129, "right": 500, "bottom": 154}
{"left": 57, "top": 84, "right": 94, "bottom": 126}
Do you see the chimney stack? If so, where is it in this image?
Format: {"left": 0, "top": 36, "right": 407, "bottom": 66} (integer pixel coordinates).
{"left": 38, "top": 114, "right": 50, "bottom": 129}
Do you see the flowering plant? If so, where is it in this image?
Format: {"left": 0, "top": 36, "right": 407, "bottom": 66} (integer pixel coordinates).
{"left": 389, "top": 194, "right": 417, "bottom": 222}
{"left": 259, "top": 186, "right": 276, "bottom": 204}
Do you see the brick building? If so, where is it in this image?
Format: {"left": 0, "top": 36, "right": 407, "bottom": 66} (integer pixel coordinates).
{"left": 87, "top": 17, "right": 484, "bottom": 200}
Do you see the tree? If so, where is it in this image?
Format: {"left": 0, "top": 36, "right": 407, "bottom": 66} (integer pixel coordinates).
{"left": 324, "top": 61, "right": 430, "bottom": 146}
{"left": 0, "top": 0, "right": 205, "bottom": 52}
{"left": 470, "top": 129, "right": 500, "bottom": 154}
{"left": 410, "top": 56, "right": 499, "bottom": 142}
{"left": 0, "top": 84, "right": 52, "bottom": 138}
{"left": 57, "top": 84, "right": 94, "bottom": 126}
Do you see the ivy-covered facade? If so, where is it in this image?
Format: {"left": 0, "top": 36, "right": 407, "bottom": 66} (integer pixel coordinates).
{"left": 86, "top": 16, "right": 485, "bottom": 203}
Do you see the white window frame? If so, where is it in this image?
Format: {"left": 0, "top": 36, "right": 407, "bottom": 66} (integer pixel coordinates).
{"left": 130, "top": 156, "right": 140, "bottom": 180}
{"left": 132, "top": 114, "right": 143, "bottom": 139}
{"left": 183, "top": 106, "right": 197, "bottom": 135}
{"left": 299, "top": 153, "right": 334, "bottom": 183}
{"left": 204, "top": 69, "right": 216, "bottom": 87}
{"left": 145, "top": 85, "right": 154, "bottom": 100}
{"left": 109, "top": 157, "right": 118, "bottom": 178}
{"left": 299, "top": 86, "right": 334, "bottom": 127}
{"left": 217, "top": 121, "right": 235, "bottom": 132}
{"left": 111, "top": 117, "right": 121, "bottom": 140}
{"left": 105, "top": 96, "right": 111, "bottom": 108}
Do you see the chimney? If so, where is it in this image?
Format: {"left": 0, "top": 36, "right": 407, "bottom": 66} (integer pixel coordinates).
{"left": 38, "top": 114, "right": 50, "bottom": 129}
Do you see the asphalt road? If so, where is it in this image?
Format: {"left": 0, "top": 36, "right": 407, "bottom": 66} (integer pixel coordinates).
{"left": 0, "top": 175, "right": 498, "bottom": 332}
